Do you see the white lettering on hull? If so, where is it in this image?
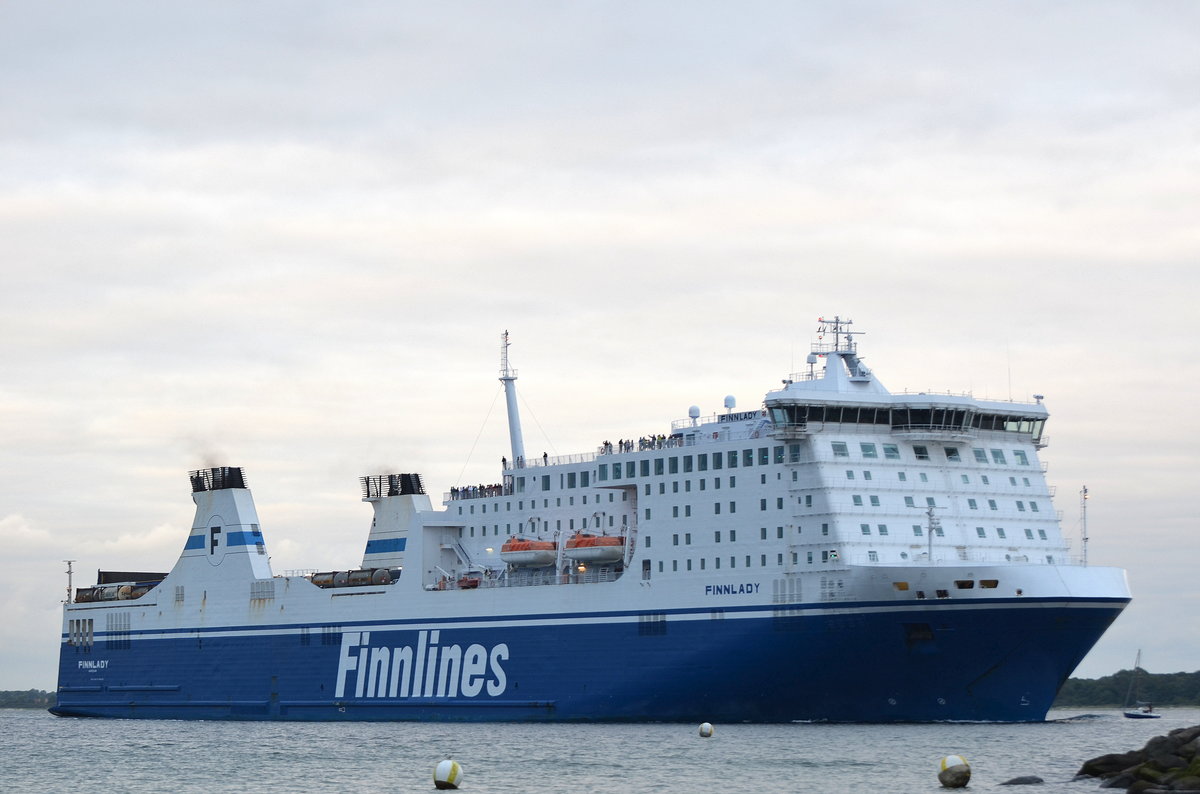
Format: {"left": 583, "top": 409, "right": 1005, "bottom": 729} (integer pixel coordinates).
{"left": 335, "top": 630, "right": 509, "bottom": 699}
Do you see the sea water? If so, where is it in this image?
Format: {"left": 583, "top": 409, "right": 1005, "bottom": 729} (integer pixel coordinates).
{"left": 5, "top": 707, "right": 1197, "bottom": 793}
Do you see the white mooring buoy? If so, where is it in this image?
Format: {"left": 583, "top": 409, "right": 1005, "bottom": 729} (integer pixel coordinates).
{"left": 434, "top": 759, "right": 463, "bottom": 790}
{"left": 937, "top": 754, "right": 971, "bottom": 788}
{"left": 698, "top": 722, "right": 714, "bottom": 738}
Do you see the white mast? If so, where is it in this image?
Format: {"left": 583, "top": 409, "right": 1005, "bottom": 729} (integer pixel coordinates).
{"left": 499, "top": 331, "right": 526, "bottom": 467}
{"left": 1080, "top": 485, "right": 1089, "bottom": 567}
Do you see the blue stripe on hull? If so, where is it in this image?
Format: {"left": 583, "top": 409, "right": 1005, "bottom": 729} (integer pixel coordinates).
{"left": 52, "top": 600, "right": 1125, "bottom": 722}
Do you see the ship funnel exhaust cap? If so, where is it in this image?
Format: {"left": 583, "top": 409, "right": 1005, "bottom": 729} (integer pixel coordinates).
{"left": 189, "top": 466, "right": 247, "bottom": 493}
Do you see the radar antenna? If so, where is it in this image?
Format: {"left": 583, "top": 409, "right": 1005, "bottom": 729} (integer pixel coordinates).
{"left": 816, "top": 315, "right": 862, "bottom": 353}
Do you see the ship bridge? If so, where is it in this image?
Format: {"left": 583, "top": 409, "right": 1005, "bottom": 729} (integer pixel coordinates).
{"left": 762, "top": 317, "right": 1048, "bottom": 447}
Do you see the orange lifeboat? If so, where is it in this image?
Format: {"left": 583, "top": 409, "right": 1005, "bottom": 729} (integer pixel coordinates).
{"left": 500, "top": 536, "right": 558, "bottom": 567}
{"left": 564, "top": 532, "right": 625, "bottom": 564}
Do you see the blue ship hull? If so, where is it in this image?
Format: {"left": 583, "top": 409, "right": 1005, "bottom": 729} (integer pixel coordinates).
{"left": 52, "top": 596, "right": 1125, "bottom": 722}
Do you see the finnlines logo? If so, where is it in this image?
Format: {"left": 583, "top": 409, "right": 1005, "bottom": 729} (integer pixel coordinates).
{"left": 335, "top": 630, "right": 509, "bottom": 699}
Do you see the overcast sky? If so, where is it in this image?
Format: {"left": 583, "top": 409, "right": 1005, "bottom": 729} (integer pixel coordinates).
{"left": 1, "top": 1, "right": 1197, "bottom": 691}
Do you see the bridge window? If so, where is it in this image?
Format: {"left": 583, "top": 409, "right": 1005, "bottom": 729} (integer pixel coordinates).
{"left": 913, "top": 445, "right": 930, "bottom": 461}
{"left": 883, "top": 444, "right": 900, "bottom": 460}
{"left": 860, "top": 443, "right": 878, "bottom": 458}
{"left": 831, "top": 442, "right": 849, "bottom": 457}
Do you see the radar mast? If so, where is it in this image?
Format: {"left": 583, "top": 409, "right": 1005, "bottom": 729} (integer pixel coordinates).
{"left": 499, "top": 331, "right": 526, "bottom": 467}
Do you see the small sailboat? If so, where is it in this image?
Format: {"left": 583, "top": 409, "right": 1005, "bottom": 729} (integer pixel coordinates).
{"left": 1123, "top": 650, "right": 1161, "bottom": 719}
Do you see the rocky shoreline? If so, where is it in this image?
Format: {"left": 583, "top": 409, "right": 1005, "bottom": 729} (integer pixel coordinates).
{"left": 1076, "top": 724, "right": 1200, "bottom": 792}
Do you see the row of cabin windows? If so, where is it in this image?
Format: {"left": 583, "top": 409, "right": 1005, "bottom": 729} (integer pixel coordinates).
{"left": 832, "top": 442, "right": 1030, "bottom": 466}
{"left": 668, "top": 526, "right": 818, "bottom": 546}
{"left": 654, "top": 549, "right": 1056, "bottom": 577}
{"left": 656, "top": 550, "right": 838, "bottom": 573}
{"left": 598, "top": 447, "right": 786, "bottom": 482}
{"left": 855, "top": 523, "right": 1048, "bottom": 541}
{"left": 458, "top": 490, "right": 624, "bottom": 515}
{"left": 966, "top": 498, "right": 1040, "bottom": 512}
{"left": 846, "top": 469, "right": 1035, "bottom": 488}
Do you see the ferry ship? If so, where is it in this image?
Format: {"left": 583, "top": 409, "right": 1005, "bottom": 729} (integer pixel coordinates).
{"left": 52, "top": 319, "right": 1130, "bottom": 722}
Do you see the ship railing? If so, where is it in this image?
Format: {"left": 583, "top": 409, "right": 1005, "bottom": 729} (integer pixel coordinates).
{"left": 446, "top": 484, "right": 514, "bottom": 501}
{"left": 435, "top": 566, "right": 622, "bottom": 590}
{"left": 508, "top": 452, "right": 598, "bottom": 469}
{"left": 670, "top": 411, "right": 767, "bottom": 432}
{"left": 597, "top": 435, "right": 686, "bottom": 454}
{"left": 282, "top": 569, "right": 318, "bottom": 578}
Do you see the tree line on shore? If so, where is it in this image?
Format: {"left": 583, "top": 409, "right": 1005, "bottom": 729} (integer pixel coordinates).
{"left": 4, "top": 669, "right": 1199, "bottom": 709}
{"left": 0, "top": 690, "right": 53, "bottom": 708}
{"left": 1054, "top": 668, "right": 1200, "bottom": 707}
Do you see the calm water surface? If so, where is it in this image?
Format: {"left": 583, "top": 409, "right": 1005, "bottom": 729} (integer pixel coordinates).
{"left": 6, "top": 707, "right": 1197, "bottom": 793}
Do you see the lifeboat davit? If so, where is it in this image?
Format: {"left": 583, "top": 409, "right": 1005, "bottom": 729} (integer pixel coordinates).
{"left": 500, "top": 536, "right": 558, "bottom": 567}
{"left": 564, "top": 532, "right": 625, "bottom": 564}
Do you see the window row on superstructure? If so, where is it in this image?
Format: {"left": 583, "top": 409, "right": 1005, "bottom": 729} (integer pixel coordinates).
{"left": 769, "top": 404, "right": 1046, "bottom": 443}
{"left": 830, "top": 441, "right": 1032, "bottom": 466}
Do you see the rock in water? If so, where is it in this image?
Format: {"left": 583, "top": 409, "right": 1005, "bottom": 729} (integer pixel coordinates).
{"left": 1000, "top": 776, "right": 1044, "bottom": 785}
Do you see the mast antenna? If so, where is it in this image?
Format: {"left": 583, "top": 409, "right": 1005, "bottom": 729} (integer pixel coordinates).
{"left": 499, "top": 331, "right": 527, "bottom": 467}
{"left": 63, "top": 559, "right": 75, "bottom": 603}
{"left": 1080, "top": 485, "right": 1089, "bottom": 567}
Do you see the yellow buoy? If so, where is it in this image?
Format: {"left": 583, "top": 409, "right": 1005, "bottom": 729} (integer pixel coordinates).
{"left": 434, "top": 759, "right": 463, "bottom": 790}
{"left": 938, "top": 755, "right": 970, "bottom": 788}
{"left": 698, "top": 722, "right": 714, "bottom": 737}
